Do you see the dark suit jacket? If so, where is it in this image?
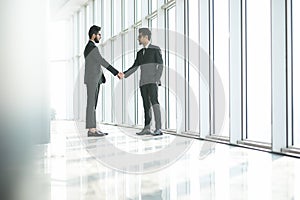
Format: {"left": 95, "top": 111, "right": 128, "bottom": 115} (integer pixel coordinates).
{"left": 84, "top": 40, "right": 119, "bottom": 84}
{"left": 124, "top": 44, "right": 163, "bottom": 87}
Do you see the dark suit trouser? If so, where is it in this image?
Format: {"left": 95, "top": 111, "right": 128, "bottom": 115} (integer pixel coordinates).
{"left": 140, "top": 83, "right": 161, "bottom": 130}
{"left": 86, "top": 83, "right": 101, "bottom": 129}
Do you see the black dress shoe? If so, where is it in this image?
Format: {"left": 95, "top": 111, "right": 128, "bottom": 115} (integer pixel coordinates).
{"left": 88, "top": 131, "right": 105, "bottom": 137}
{"left": 97, "top": 130, "right": 108, "bottom": 135}
{"left": 136, "top": 129, "right": 152, "bottom": 135}
{"left": 151, "top": 129, "right": 163, "bottom": 136}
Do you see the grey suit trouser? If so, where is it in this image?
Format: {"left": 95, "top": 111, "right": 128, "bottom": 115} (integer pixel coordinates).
{"left": 86, "top": 83, "right": 101, "bottom": 129}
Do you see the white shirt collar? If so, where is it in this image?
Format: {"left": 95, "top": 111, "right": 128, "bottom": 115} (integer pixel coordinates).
{"left": 144, "top": 42, "right": 151, "bottom": 49}
{"left": 90, "top": 39, "right": 96, "bottom": 45}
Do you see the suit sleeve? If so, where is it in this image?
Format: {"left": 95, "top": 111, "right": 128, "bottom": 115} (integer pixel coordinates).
{"left": 124, "top": 54, "right": 140, "bottom": 78}
{"left": 94, "top": 47, "right": 119, "bottom": 76}
{"left": 155, "top": 48, "right": 164, "bottom": 83}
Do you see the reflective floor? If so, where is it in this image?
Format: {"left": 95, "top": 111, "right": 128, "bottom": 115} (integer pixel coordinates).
{"left": 31, "top": 121, "right": 300, "bottom": 200}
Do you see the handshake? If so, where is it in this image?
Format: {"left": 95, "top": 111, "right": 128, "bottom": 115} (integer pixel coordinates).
{"left": 117, "top": 72, "right": 125, "bottom": 79}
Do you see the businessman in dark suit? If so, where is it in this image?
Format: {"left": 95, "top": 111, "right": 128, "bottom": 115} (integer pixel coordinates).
{"left": 84, "top": 25, "right": 124, "bottom": 137}
{"left": 122, "top": 28, "right": 163, "bottom": 136}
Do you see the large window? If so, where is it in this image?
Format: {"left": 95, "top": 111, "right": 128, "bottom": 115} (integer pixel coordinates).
{"left": 113, "top": 0, "right": 121, "bottom": 36}
{"left": 167, "top": 6, "right": 176, "bottom": 130}
{"left": 78, "top": 8, "right": 86, "bottom": 121}
{"left": 78, "top": 9, "right": 86, "bottom": 55}
{"left": 123, "top": 31, "right": 136, "bottom": 125}
{"left": 49, "top": 21, "right": 69, "bottom": 119}
{"left": 73, "top": 13, "right": 80, "bottom": 120}
{"left": 245, "top": 0, "right": 271, "bottom": 143}
{"left": 112, "top": 37, "right": 123, "bottom": 123}
{"left": 103, "top": 0, "right": 111, "bottom": 41}
{"left": 149, "top": 16, "right": 158, "bottom": 42}
{"left": 212, "top": 0, "right": 229, "bottom": 137}
{"left": 292, "top": 0, "right": 300, "bottom": 147}
{"left": 86, "top": 1, "right": 94, "bottom": 28}
{"left": 150, "top": 17, "right": 158, "bottom": 29}
{"left": 102, "top": 42, "right": 113, "bottom": 122}
{"left": 124, "top": 0, "right": 134, "bottom": 29}
{"left": 135, "top": 0, "right": 142, "bottom": 22}
{"left": 134, "top": 27, "right": 144, "bottom": 126}
{"left": 94, "top": 0, "right": 100, "bottom": 25}
{"left": 149, "top": 0, "right": 157, "bottom": 13}
{"left": 188, "top": 0, "right": 200, "bottom": 133}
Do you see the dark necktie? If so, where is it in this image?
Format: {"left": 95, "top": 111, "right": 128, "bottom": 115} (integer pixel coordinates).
{"left": 143, "top": 48, "right": 146, "bottom": 55}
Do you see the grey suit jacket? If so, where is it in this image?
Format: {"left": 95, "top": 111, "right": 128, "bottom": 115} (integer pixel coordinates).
{"left": 84, "top": 41, "right": 119, "bottom": 84}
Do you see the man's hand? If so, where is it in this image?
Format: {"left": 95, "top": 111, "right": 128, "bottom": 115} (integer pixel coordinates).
{"left": 117, "top": 72, "right": 124, "bottom": 79}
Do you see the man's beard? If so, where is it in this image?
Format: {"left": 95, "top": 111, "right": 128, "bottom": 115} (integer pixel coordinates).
{"left": 94, "top": 38, "right": 100, "bottom": 43}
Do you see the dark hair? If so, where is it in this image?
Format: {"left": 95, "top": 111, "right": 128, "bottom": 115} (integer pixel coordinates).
{"left": 139, "top": 28, "right": 151, "bottom": 40}
{"left": 88, "top": 25, "right": 101, "bottom": 39}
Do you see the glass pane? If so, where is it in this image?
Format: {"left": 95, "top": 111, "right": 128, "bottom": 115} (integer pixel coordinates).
{"left": 94, "top": 0, "right": 99, "bottom": 24}
{"left": 213, "top": 0, "right": 229, "bottom": 136}
{"left": 49, "top": 21, "right": 69, "bottom": 119}
{"left": 128, "top": 0, "right": 135, "bottom": 28}
{"left": 124, "top": 31, "right": 136, "bottom": 125}
{"left": 103, "top": 42, "right": 113, "bottom": 122}
{"left": 134, "top": 27, "right": 144, "bottom": 126}
{"left": 113, "top": 37, "right": 123, "bottom": 123}
{"left": 49, "top": 22, "right": 68, "bottom": 60}
{"left": 189, "top": 0, "right": 199, "bottom": 43}
{"left": 151, "top": 17, "right": 157, "bottom": 29}
{"left": 74, "top": 58, "right": 80, "bottom": 119}
{"left": 150, "top": 17, "right": 158, "bottom": 43}
{"left": 136, "top": 0, "right": 141, "bottom": 22}
{"left": 73, "top": 14, "right": 79, "bottom": 57}
{"left": 86, "top": 2, "right": 94, "bottom": 27}
{"left": 152, "top": 0, "right": 157, "bottom": 12}
{"left": 292, "top": 0, "right": 300, "bottom": 147}
{"left": 168, "top": 7, "right": 176, "bottom": 130}
{"left": 79, "top": 9, "right": 86, "bottom": 53}
{"left": 113, "top": 0, "right": 121, "bottom": 35}
{"left": 188, "top": 0, "right": 200, "bottom": 132}
{"left": 246, "top": 0, "right": 271, "bottom": 142}
{"left": 50, "top": 62, "right": 67, "bottom": 119}
{"left": 124, "top": 0, "right": 129, "bottom": 28}
{"left": 103, "top": 0, "right": 111, "bottom": 40}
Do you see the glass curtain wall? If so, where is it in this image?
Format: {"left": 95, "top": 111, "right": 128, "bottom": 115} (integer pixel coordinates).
{"left": 69, "top": 0, "right": 300, "bottom": 156}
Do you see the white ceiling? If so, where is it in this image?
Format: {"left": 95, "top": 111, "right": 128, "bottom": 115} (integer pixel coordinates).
{"left": 50, "top": 0, "right": 89, "bottom": 20}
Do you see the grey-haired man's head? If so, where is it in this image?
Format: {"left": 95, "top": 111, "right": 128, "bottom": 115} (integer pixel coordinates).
{"left": 138, "top": 28, "right": 151, "bottom": 46}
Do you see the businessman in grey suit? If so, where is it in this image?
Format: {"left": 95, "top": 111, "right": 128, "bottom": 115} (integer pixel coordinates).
{"left": 121, "top": 28, "right": 163, "bottom": 136}
{"left": 84, "top": 25, "right": 124, "bottom": 137}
